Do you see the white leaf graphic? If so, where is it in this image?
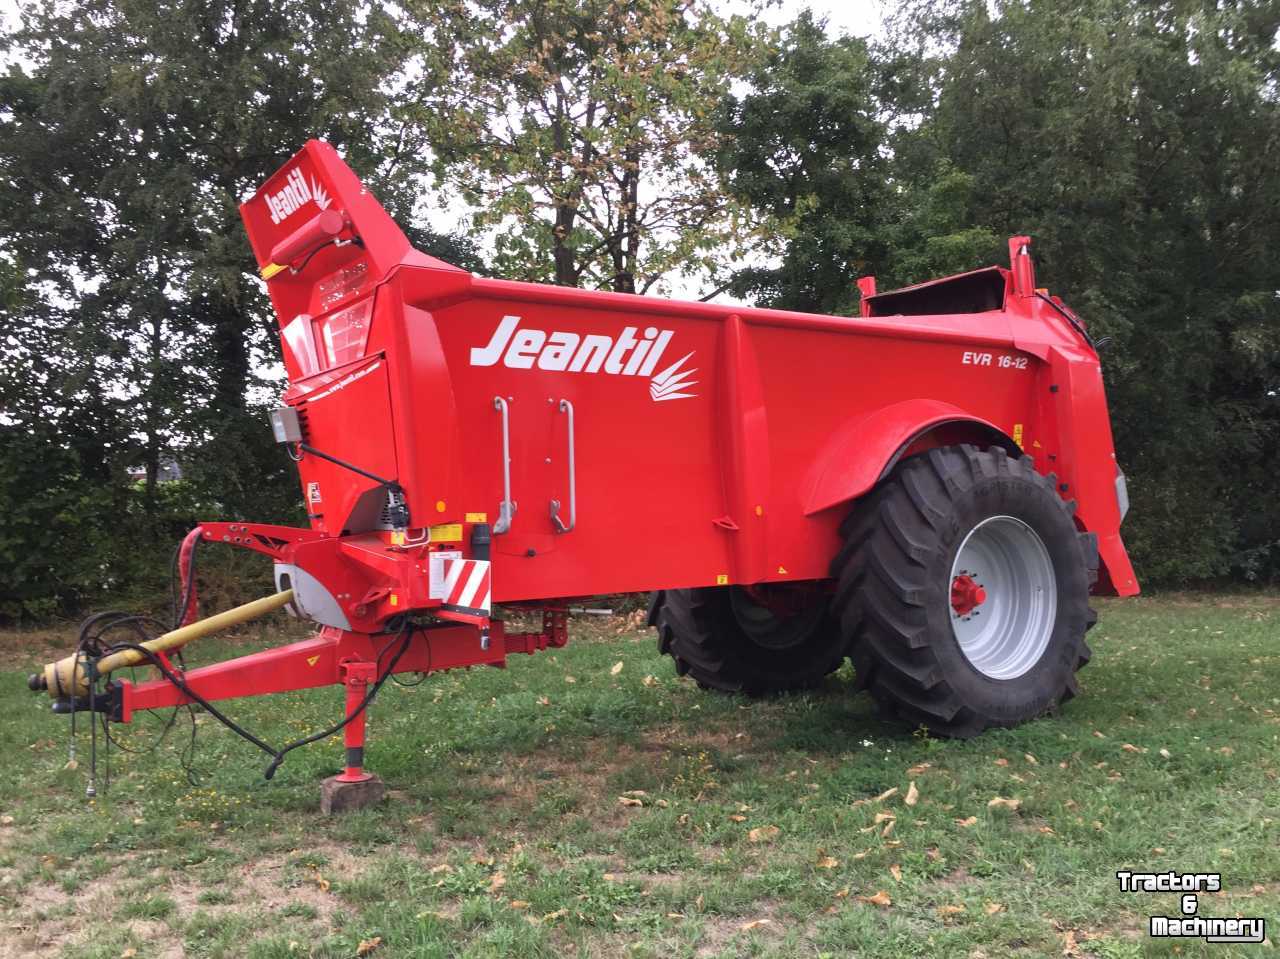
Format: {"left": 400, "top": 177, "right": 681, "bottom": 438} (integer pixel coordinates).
{"left": 311, "top": 177, "right": 331, "bottom": 211}
{"left": 649, "top": 351, "right": 698, "bottom": 402}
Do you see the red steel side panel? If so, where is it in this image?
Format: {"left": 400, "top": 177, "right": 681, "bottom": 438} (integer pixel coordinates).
{"left": 435, "top": 290, "right": 730, "bottom": 599}
{"left": 406, "top": 279, "right": 1083, "bottom": 601}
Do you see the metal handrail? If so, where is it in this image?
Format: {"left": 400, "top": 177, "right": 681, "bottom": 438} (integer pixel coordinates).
{"left": 550, "top": 399, "right": 576, "bottom": 534}
{"left": 493, "top": 397, "right": 515, "bottom": 534}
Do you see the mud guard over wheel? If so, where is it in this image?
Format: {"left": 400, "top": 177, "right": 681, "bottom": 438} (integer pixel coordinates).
{"left": 648, "top": 586, "right": 846, "bottom": 696}
{"left": 830, "top": 444, "right": 1096, "bottom": 737}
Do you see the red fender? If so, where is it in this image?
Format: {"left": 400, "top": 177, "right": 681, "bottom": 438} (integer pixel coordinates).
{"left": 801, "top": 398, "right": 1015, "bottom": 516}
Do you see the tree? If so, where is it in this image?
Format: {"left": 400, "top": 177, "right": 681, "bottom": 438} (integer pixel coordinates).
{"left": 719, "top": 1, "right": 1280, "bottom": 584}
{"left": 714, "top": 12, "right": 1006, "bottom": 314}
{"left": 714, "top": 12, "right": 895, "bottom": 314}
{"left": 409, "top": 0, "right": 769, "bottom": 295}
{"left": 0, "top": 0, "right": 468, "bottom": 615}
{"left": 907, "top": 0, "right": 1280, "bottom": 583}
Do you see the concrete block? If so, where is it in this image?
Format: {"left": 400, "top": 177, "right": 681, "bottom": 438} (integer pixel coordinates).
{"left": 320, "top": 774, "right": 386, "bottom": 814}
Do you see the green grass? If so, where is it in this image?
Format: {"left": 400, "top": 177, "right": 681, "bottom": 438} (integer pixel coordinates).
{"left": 0, "top": 595, "right": 1277, "bottom": 957}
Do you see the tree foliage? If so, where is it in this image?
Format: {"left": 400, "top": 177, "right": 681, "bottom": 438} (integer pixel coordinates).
{"left": 719, "top": 0, "right": 1280, "bottom": 583}
{"left": 913, "top": 0, "right": 1280, "bottom": 583}
{"left": 714, "top": 13, "right": 895, "bottom": 314}
{"left": 2, "top": 0, "right": 1276, "bottom": 618}
{"left": 409, "top": 0, "right": 768, "bottom": 295}
{"left": 0, "top": 0, "right": 466, "bottom": 617}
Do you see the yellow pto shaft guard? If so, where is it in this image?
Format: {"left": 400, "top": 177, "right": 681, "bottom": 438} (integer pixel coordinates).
{"left": 36, "top": 590, "right": 294, "bottom": 700}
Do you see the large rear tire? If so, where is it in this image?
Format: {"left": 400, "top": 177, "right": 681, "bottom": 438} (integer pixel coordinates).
{"left": 831, "top": 445, "right": 1096, "bottom": 737}
{"left": 649, "top": 585, "right": 846, "bottom": 695}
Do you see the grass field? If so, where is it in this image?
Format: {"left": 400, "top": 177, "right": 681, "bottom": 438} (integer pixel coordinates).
{"left": 0, "top": 594, "right": 1277, "bottom": 958}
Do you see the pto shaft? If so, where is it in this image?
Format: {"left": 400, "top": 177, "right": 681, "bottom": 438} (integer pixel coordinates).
{"left": 31, "top": 590, "right": 295, "bottom": 700}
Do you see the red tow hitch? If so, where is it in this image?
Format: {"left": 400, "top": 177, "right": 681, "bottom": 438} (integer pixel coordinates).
{"left": 950, "top": 574, "right": 987, "bottom": 616}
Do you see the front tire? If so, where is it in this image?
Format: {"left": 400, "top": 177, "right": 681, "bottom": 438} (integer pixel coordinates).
{"left": 650, "top": 585, "right": 846, "bottom": 695}
{"left": 831, "top": 445, "right": 1096, "bottom": 737}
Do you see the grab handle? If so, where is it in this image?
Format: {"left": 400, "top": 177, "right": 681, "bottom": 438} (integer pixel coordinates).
{"left": 493, "top": 397, "right": 515, "bottom": 534}
{"left": 550, "top": 399, "right": 576, "bottom": 534}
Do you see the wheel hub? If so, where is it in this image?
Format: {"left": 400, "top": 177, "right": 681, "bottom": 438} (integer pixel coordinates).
{"left": 950, "top": 573, "right": 987, "bottom": 616}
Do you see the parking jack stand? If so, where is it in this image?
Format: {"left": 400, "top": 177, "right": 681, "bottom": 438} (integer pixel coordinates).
{"left": 320, "top": 661, "right": 386, "bottom": 814}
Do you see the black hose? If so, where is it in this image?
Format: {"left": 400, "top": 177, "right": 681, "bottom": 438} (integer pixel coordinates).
{"left": 102, "top": 640, "right": 280, "bottom": 758}
{"left": 262, "top": 625, "right": 414, "bottom": 779}
{"left": 291, "top": 235, "right": 363, "bottom": 276}
{"left": 1035, "top": 291, "right": 1096, "bottom": 350}
{"left": 102, "top": 622, "right": 417, "bottom": 781}
{"left": 68, "top": 610, "right": 179, "bottom": 792}
{"left": 65, "top": 538, "right": 418, "bottom": 788}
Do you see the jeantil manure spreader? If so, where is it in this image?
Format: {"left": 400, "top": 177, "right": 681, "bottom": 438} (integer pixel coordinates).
{"left": 32, "top": 141, "right": 1138, "bottom": 810}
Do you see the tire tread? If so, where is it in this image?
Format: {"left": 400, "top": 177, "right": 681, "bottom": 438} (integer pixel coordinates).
{"left": 831, "top": 445, "right": 1096, "bottom": 738}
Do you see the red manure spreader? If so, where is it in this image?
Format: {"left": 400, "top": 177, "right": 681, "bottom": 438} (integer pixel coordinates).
{"left": 32, "top": 141, "right": 1137, "bottom": 809}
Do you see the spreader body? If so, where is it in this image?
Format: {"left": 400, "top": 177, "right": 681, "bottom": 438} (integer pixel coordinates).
{"left": 237, "top": 140, "right": 1135, "bottom": 633}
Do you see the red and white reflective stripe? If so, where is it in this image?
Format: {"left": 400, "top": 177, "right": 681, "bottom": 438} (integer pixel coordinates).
{"left": 440, "top": 558, "right": 491, "bottom": 615}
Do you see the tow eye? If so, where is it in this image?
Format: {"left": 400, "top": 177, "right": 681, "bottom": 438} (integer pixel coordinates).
{"left": 950, "top": 573, "right": 987, "bottom": 618}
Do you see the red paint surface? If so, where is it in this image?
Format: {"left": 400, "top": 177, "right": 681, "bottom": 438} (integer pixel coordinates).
{"left": 950, "top": 574, "right": 987, "bottom": 616}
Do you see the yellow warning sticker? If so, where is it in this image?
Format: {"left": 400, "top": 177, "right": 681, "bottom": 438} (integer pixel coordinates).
{"left": 465, "top": 512, "right": 488, "bottom": 523}
{"left": 306, "top": 655, "right": 320, "bottom": 667}
{"left": 429, "top": 523, "right": 463, "bottom": 543}
{"left": 716, "top": 573, "right": 729, "bottom": 585}
{"left": 390, "top": 530, "right": 405, "bottom": 546}
{"left": 389, "top": 594, "right": 399, "bottom": 607}
{"left": 777, "top": 565, "right": 788, "bottom": 575}
{"left": 1012, "top": 423, "right": 1025, "bottom": 449}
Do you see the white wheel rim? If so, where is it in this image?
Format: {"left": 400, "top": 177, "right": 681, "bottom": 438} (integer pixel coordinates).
{"left": 949, "top": 515, "right": 1057, "bottom": 680}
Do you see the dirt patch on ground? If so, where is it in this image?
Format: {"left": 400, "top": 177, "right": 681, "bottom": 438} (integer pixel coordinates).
{"left": 688, "top": 899, "right": 827, "bottom": 959}
{"left": 1051, "top": 913, "right": 1148, "bottom": 952}
{"left": 245, "top": 854, "right": 344, "bottom": 916}
{"left": 164, "top": 843, "right": 358, "bottom": 921}
{"left": 0, "top": 839, "right": 377, "bottom": 959}
{"left": 643, "top": 725, "right": 754, "bottom": 754}
{"left": 933, "top": 865, "right": 977, "bottom": 890}
{"left": 478, "top": 742, "right": 652, "bottom": 830}
{"left": 485, "top": 744, "right": 637, "bottom": 795}
{"left": 604, "top": 869, "right": 685, "bottom": 887}
{"left": 126, "top": 920, "right": 184, "bottom": 959}
{"left": 4, "top": 882, "right": 137, "bottom": 958}
{"left": 0, "top": 627, "right": 81, "bottom": 667}
{"left": 467, "top": 732, "right": 758, "bottom": 847}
